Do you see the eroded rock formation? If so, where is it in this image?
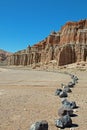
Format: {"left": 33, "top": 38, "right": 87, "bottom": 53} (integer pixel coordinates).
{"left": 8, "top": 19, "right": 87, "bottom": 66}
{"left": 0, "top": 49, "right": 12, "bottom": 65}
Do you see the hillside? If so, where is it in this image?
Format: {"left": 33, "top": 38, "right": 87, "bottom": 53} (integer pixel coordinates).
{"left": 0, "top": 49, "right": 12, "bottom": 65}
{"left": 8, "top": 19, "right": 87, "bottom": 66}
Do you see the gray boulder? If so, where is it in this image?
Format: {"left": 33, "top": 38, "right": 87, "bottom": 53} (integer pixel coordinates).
{"left": 58, "top": 107, "right": 73, "bottom": 117}
{"left": 62, "top": 99, "right": 77, "bottom": 109}
{"left": 30, "top": 120, "right": 48, "bottom": 130}
{"left": 68, "top": 82, "right": 75, "bottom": 88}
{"left": 72, "top": 78, "right": 78, "bottom": 84}
{"left": 63, "top": 86, "right": 72, "bottom": 93}
{"left": 70, "top": 101, "right": 77, "bottom": 109}
{"left": 55, "top": 89, "right": 62, "bottom": 96}
{"left": 55, "top": 115, "right": 72, "bottom": 128}
{"left": 61, "top": 83, "right": 72, "bottom": 92}
{"left": 59, "top": 91, "right": 68, "bottom": 98}
{"left": 71, "top": 75, "right": 79, "bottom": 81}
{"left": 73, "top": 75, "right": 78, "bottom": 81}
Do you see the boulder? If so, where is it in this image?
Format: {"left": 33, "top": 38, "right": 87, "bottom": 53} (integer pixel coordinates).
{"left": 59, "top": 91, "right": 68, "bottom": 98}
{"left": 71, "top": 75, "right": 78, "bottom": 82}
{"left": 55, "top": 115, "right": 72, "bottom": 128}
{"left": 70, "top": 101, "right": 77, "bottom": 109}
{"left": 62, "top": 99, "right": 77, "bottom": 109}
{"left": 73, "top": 75, "right": 79, "bottom": 81}
{"left": 63, "top": 86, "right": 72, "bottom": 93}
{"left": 30, "top": 120, "right": 48, "bottom": 130}
{"left": 73, "top": 78, "right": 78, "bottom": 84}
{"left": 55, "top": 89, "right": 62, "bottom": 96}
{"left": 68, "top": 82, "right": 75, "bottom": 88}
{"left": 58, "top": 107, "right": 73, "bottom": 117}
{"left": 61, "top": 83, "right": 72, "bottom": 92}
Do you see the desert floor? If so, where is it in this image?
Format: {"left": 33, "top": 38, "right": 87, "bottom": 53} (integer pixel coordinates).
{"left": 0, "top": 66, "right": 87, "bottom": 130}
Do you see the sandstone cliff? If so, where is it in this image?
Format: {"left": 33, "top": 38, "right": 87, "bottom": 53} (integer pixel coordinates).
{"left": 8, "top": 19, "right": 87, "bottom": 66}
{"left": 0, "top": 49, "right": 12, "bottom": 65}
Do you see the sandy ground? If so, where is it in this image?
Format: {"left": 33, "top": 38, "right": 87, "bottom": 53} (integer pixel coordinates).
{"left": 0, "top": 66, "right": 87, "bottom": 130}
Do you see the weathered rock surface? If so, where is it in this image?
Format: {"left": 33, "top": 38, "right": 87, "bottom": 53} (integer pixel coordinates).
{"left": 55, "top": 115, "right": 72, "bottom": 128}
{"left": 29, "top": 120, "right": 48, "bottom": 130}
{"left": 55, "top": 89, "right": 62, "bottom": 96}
{"left": 0, "top": 49, "right": 12, "bottom": 65}
{"left": 59, "top": 91, "right": 68, "bottom": 98}
{"left": 63, "top": 86, "right": 72, "bottom": 93}
{"left": 58, "top": 107, "right": 73, "bottom": 117}
{"left": 62, "top": 99, "right": 77, "bottom": 109}
{"left": 55, "top": 89, "right": 68, "bottom": 97}
{"left": 8, "top": 19, "right": 87, "bottom": 66}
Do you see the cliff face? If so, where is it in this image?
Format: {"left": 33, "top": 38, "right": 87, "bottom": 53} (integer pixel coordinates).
{"left": 0, "top": 49, "right": 11, "bottom": 63}
{"left": 8, "top": 19, "right": 87, "bottom": 66}
{"left": 60, "top": 20, "right": 87, "bottom": 44}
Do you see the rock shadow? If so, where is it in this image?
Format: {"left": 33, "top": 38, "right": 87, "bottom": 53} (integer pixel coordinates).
{"left": 60, "top": 124, "right": 79, "bottom": 129}
{"left": 71, "top": 123, "right": 79, "bottom": 127}
{"left": 70, "top": 113, "right": 78, "bottom": 117}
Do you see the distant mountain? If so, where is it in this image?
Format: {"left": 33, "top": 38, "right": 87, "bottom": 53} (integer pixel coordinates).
{"left": 0, "top": 49, "right": 12, "bottom": 64}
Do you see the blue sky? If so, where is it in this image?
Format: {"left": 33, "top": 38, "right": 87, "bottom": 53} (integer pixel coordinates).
{"left": 0, "top": 0, "right": 87, "bottom": 52}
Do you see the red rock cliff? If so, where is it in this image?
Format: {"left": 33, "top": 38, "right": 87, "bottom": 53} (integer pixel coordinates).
{"left": 8, "top": 19, "right": 87, "bottom": 66}
{"left": 60, "top": 19, "right": 87, "bottom": 45}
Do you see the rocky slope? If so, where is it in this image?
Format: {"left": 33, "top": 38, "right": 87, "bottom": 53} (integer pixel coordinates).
{"left": 8, "top": 19, "right": 87, "bottom": 66}
{"left": 0, "top": 49, "right": 12, "bottom": 65}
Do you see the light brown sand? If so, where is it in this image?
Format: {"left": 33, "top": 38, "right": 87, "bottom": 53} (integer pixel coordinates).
{"left": 0, "top": 66, "right": 87, "bottom": 130}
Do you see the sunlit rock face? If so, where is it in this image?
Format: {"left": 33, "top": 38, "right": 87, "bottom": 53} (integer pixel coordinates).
{"left": 0, "top": 49, "right": 12, "bottom": 65}
{"left": 8, "top": 19, "right": 87, "bottom": 66}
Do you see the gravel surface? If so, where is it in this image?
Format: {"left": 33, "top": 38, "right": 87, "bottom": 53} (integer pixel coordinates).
{"left": 0, "top": 67, "right": 87, "bottom": 130}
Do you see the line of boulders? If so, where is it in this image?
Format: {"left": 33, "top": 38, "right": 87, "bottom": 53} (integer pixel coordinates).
{"left": 29, "top": 73, "right": 79, "bottom": 130}
{"left": 55, "top": 74, "right": 79, "bottom": 129}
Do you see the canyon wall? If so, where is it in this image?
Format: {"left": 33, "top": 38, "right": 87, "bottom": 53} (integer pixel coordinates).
{"left": 8, "top": 19, "right": 87, "bottom": 66}
{"left": 0, "top": 49, "right": 12, "bottom": 65}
